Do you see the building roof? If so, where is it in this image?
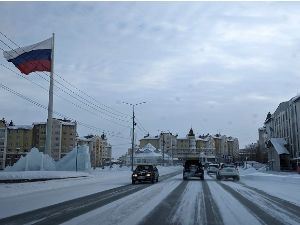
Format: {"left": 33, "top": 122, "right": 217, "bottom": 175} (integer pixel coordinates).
{"left": 270, "top": 138, "right": 290, "bottom": 155}
{"left": 8, "top": 125, "right": 34, "bottom": 130}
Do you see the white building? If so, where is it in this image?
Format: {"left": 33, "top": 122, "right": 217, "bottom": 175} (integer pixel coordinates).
{"left": 125, "top": 143, "right": 171, "bottom": 166}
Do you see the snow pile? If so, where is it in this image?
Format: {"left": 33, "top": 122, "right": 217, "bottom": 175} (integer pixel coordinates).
{"left": 3, "top": 145, "right": 91, "bottom": 173}
{"left": 56, "top": 145, "right": 91, "bottom": 173}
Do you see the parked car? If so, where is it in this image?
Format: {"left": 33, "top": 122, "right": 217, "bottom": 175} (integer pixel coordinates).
{"left": 216, "top": 163, "right": 240, "bottom": 181}
{"left": 183, "top": 159, "right": 204, "bottom": 180}
{"left": 131, "top": 165, "right": 159, "bottom": 184}
{"left": 207, "top": 163, "right": 219, "bottom": 174}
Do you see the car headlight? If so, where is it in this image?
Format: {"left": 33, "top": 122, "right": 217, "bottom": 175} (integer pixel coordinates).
{"left": 146, "top": 173, "right": 151, "bottom": 177}
{"left": 132, "top": 174, "right": 138, "bottom": 177}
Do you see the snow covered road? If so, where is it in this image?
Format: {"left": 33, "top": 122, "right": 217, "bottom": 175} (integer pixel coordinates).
{"left": 1, "top": 166, "right": 300, "bottom": 225}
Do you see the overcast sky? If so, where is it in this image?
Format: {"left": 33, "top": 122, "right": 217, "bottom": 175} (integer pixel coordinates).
{"left": 1, "top": 1, "right": 300, "bottom": 158}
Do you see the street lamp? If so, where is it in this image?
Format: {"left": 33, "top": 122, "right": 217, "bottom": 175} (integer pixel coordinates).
{"left": 123, "top": 101, "right": 146, "bottom": 171}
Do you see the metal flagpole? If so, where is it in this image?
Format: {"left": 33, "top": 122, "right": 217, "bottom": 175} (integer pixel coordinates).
{"left": 46, "top": 33, "right": 55, "bottom": 157}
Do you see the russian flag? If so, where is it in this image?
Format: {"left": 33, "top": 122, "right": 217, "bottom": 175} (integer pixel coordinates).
{"left": 3, "top": 37, "right": 52, "bottom": 75}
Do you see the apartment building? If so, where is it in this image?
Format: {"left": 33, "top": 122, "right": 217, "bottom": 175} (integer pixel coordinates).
{"left": 262, "top": 94, "right": 300, "bottom": 171}
{"left": 33, "top": 118, "right": 77, "bottom": 161}
{"left": 138, "top": 128, "right": 239, "bottom": 163}
{"left": 0, "top": 119, "right": 33, "bottom": 169}
{"left": 77, "top": 133, "right": 112, "bottom": 167}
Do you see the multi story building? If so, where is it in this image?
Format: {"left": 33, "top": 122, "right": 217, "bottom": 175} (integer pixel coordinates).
{"left": 140, "top": 134, "right": 160, "bottom": 149}
{"left": 77, "top": 133, "right": 112, "bottom": 167}
{"left": 33, "top": 118, "right": 77, "bottom": 161}
{"left": 0, "top": 119, "right": 33, "bottom": 169}
{"left": 262, "top": 93, "right": 300, "bottom": 171}
{"left": 138, "top": 128, "right": 239, "bottom": 163}
{"left": 0, "top": 119, "right": 7, "bottom": 169}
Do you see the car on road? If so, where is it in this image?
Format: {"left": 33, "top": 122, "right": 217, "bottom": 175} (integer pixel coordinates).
{"left": 183, "top": 159, "right": 204, "bottom": 180}
{"left": 207, "top": 163, "right": 219, "bottom": 174}
{"left": 216, "top": 163, "right": 240, "bottom": 181}
{"left": 132, "top": 165, "right": 159, "bottom": 184}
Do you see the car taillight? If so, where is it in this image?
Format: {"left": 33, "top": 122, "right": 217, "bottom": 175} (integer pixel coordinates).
{"left": 219, "top": 168, "right": 222, "bottom": 170}
{"left": 235, "top": 168, "right": 238, "bottom": 170}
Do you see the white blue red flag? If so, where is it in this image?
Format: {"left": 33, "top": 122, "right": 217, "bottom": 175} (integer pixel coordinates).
{"left": 3, "top": 37, "right": 52, "bottom": 75}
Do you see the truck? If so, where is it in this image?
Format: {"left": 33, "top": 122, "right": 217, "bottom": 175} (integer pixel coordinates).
{"left": 183, "top": 159, "right": 204, "bottom": 180}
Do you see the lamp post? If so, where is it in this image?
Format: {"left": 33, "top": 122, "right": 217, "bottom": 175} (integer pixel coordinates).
{"left": 158, "top": 130, "right": 171, "bottom": 167}
{"left": 123, "top": 101, "right": 146, "bottom": 171}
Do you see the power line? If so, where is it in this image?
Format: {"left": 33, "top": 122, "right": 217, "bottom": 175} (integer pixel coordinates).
{"left": 0, "top": 32, "right": 130, "bottom": 120}
{"left": 1, "top": 63, "right": 129, "bottom": 126}
{"left": 0, "top": 83, "right": 130, "bottom": 138}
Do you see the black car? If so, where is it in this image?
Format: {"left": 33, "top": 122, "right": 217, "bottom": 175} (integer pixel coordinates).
{"left": 132, "top": 165, "right": 159, "bottom": 184}
{"left": 183, "top": 159, "right": 204, "bottom": 180}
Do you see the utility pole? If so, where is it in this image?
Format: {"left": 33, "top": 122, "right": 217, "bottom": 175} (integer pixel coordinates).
{"left": 123, "top": 102, "right": 146, "bottom": 171}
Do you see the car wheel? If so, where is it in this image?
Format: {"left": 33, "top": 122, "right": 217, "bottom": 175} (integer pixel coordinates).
{"left": 235, "top": 176, "right": 240, "bottom": 181}
{"left": 132, "top": 180, "right": 135, "bottom": 184}
{"left": 151, "top": 177, "right": 155, "bottom": 184}
{"left": 201, "top": 175, "right": 204, "bottom": 180}
{"left": 217, "top": 174, "right": 221, "bottom": 181}
{"left": 156, "top": 176, "right": 159, "bottom": 182}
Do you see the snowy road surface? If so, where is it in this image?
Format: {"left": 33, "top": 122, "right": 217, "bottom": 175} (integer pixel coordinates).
{"left": 0, "top": 166, "right": 300, "bottom": 225}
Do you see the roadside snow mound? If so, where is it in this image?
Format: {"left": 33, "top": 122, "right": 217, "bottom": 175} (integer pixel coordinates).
{"left": 4, "top": 146, "right": 91, "bottom": 173}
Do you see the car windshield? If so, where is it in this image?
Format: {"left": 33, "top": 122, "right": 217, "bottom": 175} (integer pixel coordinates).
{"left": 209, "top": 165, "right": 219, "bottom": 168}
{"left": 137, "top": 166, "right": 153, "bottom": 171}
{"left": 224, "top": 164, "right": 235, "bottom": 168}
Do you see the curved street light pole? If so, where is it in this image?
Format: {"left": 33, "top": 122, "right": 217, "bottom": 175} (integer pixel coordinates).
{"left": 123, "top": 101, "right": 146, "bottom": 171}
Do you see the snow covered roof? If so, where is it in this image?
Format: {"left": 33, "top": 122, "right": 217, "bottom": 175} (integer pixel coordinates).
{"left": 141, "top": 135, "right": 159, "bottom": 140}
{"left": 32, "top": 122, "right": 47, "bottom": 125}
{"left": 76, "top": 137, "right": 93, "bottom": 142}
{"left": 60, "top": 121, "right": 76, "bottom": 126}
{"left": 270, "top": 138, "right": 290, "bottom": 155}
{"left": 8, "top": 125, "right": 34, "bottom": 130}
{"left": 140, "top": 143, "right": 157, "bottom": 151}
{"left": 289, "top": 93, "right": 300, "bottom": 105}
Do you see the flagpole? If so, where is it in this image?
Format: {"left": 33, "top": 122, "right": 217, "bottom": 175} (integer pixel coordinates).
{"left": 46, "top": 33, "right": 55, "bottom": 157}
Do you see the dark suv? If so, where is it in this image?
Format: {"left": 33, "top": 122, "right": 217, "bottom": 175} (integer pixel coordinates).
{"left": 132, "top": 165, "right": 159, "bottom": 184}
{"left": 183, "top": 159, "right": 204, "bottom": 180}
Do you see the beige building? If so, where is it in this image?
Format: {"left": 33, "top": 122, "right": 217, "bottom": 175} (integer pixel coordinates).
{"left": 0, "top": 119, "right": 33, "bottom": 169}
{"left": 77, "top": 133, "right": 112, "bottom": 167}
{"left": 33, "top": 118, "right": 77, "bottom": 161}
{"left": 137, "top": 128, "right": 239, "bottom": 163}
